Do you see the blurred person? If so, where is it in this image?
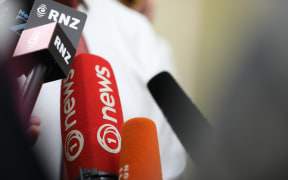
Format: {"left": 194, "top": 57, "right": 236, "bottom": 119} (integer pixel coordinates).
{"left": 30, "top": 0, "right": 188, "bottom": 179}
{"left": 0, "top": 0, "right": 40, "bottom": 145}
{"left": 0, "top": 1, "right": 45, "bottom": 172}
{"left": 195, "top": 1, "right": 288, "bottom": 180}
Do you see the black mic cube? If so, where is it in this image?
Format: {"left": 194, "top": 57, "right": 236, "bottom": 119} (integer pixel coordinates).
{"left": 13, "top": 22, "right": 76, "bottom": 82}
{"left": 25, "top": 0, "right": 87, "bottom": 49}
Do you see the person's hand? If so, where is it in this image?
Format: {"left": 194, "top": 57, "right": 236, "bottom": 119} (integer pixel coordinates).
{"left": 26, "top": 116, "right": 41, "bottom": 145}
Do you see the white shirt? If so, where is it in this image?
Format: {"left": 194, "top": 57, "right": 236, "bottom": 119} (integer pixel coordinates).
{"left": 32, "top": 0, "right": 186, "bottom": 179}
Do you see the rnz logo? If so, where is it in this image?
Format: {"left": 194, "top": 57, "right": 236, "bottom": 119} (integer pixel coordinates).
{"left": 27, "top": 30, "right": 41, "bottom": 50}
{"left": 35, "top": 3, "right": 81, "bottom": 30}
{"left": 37, "top": 4, "right": 48, "bottom": 18}
{"left": 54, "top": 35, "right": 72, "bottom": 65}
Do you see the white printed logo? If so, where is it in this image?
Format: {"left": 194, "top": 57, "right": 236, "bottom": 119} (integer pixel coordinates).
{"left": 35, "top": 4, "right": 81, "bottom": 30}
{"left": 27, "top": 30, "right": 41, "bottom": 49}
{"left": 54, "top": 35, "right": 71, "bottom": 65}
{"left": 37, "top": 4, "right": 48, "bottom": 18}
{"left": 97, "top": 124, "right": 121, "bottom": 154}
{"left": 65, "top": 130, "right": 84, "bottom": 162}
{"left": 119, "top": 165, "right": 130, "bottom": 180}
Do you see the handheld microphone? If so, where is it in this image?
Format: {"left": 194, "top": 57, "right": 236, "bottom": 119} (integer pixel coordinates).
{"left": 119, "top": 117, "right": 162, "bottom": 180}
{"left": 13, "top": 21, "right": 75, "bottom": 127}
{"left": 60, "top": 54, "right": 124, "bottom": 180}
{"left": 3, "top": 0, "right": 85, "bottom": 67}
{"left": 13, "top": 22, "right": 76, "bottom": 81}
{"left": 148, "top": 71, "right": 213, "bottom": 165}
{"left": 12, "top": 0, "right": 87, "bottom": 127}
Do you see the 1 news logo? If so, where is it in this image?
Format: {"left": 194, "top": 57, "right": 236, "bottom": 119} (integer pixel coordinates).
{"left": 65, "top": 130, "right": 84, "bottom": 162}
{"left": 63, "top": 69, "right": 85, "bottom": 162}
{"left": 97, "top": 124, "right": 121, "bottom": 154}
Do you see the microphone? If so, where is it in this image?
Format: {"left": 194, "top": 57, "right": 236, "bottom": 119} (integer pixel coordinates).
{"left": 13, "top": 21, "right": 75, "bottom": 127}
{"left": 147, "top": 71, "right": 213, "bottom": 165}
{"left": 119, "top": 117, "right": 162, "bottom": 180}
{"left": 12, "top": 0, "right": 87, "bottom": 127}
{"left": 60, "top": 54, "right": 124, "bottom": 180}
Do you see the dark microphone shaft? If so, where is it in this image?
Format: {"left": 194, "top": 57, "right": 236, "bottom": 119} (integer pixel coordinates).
{"left": 21, "top": 63, "right": 48, "bottom": 125}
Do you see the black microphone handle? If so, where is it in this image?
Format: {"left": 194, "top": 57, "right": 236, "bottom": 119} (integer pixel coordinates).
{"left": 77, "top": 167, "right": 118, "bottom": 180}
{"left": 21, "top": 63, "right": 48, "bottom": 126}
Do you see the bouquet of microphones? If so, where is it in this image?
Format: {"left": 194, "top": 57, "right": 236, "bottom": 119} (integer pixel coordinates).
{"left": 60, "top": 53, "right": 166, "bottom": 180}
{"left": 2, "top": 0, "right": 213, "bottom": 179}
{"left": 60, "top": 54, "right": 211, "bottom": 180}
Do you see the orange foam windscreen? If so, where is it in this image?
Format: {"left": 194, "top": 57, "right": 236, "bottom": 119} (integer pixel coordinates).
{"left": 119, "top": 117, "right": 162, "bottom": 180}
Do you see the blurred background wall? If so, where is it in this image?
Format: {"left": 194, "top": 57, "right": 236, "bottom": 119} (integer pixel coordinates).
{"left": 153, "top": 0, "right": 202, "bottom": 103}
{"left": 153, "top": 0, "right": 271, "bottom": 120}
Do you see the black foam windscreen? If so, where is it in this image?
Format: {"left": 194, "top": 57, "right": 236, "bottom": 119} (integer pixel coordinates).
{"left": 148, "top": 71, "right": 212, "bottom": 165}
